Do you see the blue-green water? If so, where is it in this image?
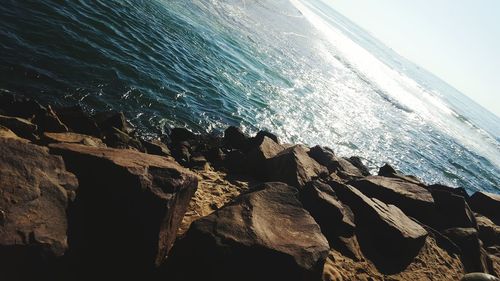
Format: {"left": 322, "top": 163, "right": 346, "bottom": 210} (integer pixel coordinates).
{"left": 0, "top": 0, "right": 499, "bottom": 194}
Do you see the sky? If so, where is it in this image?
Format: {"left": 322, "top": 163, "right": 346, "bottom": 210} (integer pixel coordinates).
{"left": 327, "top": 0, "right": 500, "bottom": 117}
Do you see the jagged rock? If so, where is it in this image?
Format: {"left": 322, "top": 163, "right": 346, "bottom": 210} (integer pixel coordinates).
{"left": 251, "top": 130, "right": 279, "bottom": 145}
{"left": 378, "top": 163, "right": 425, "bottom": 186}
{"left": 350, "top": 176, "right": 435, "bottom": 222}
{"left": 308, "top": 146, "right": 364, "bottom": 179}
{"left": 42, "top": 132, "right": 106, "bottom": 147}
{"left": 246, "top": 136, "right": 284, "bottom": 178}
{"left": 461, "top": 273, "right": 500, "bottom": 281}
{"left": 428, "top": 184, "right": 470, "bottom": 199}
{"left": 346, "top": 156, "right": 370, "bottom": 176}
{"left": 0, "top": 125, "right": 28, "bottom": 142}
{"left": 0, "top": 138, "right": 78, "bottom": 280}
{"left": 103, "top": 126, "right": 144, "bottom": 151}
{"left": 476, "top": 215, "right": 500, "bottom": 248}
{"left": 165, "top": 182, "right": 329, "bottom": 281}
{"left": 141, "top": 139, "right": 171, "bottom": 157}
{"left": 170, "top": 127, "right": 197, "bottom": 144}
{"left": 469, "top": 192, "right": 500, "bottom": 225}
{"left": 55, "top": 106, "right": 101, "bottom": 137}
{"left": 430, "top": 186, "right": 477, "bottom": 229}
{"left": 0, "top": 114, "right": 37, "bottom": 140}
{"left": 299, "top": 180, "right": 361, "bottom": 260}
{"left": 49, "top": 143, "right": 198, "bottom": 278}
{"left": 266, "top": 145, "right": 327, "bottom": 188}
{"left": 443, "top": 228, "right": 495, "bottom": 274}
{"left": 93, "top": 111, "right": 132, "bottom": 134}
{"left": 224, "top": 126, "right": 247, "bottom": 149}
{"left": 330, "top": 181, "right": 428, "bottom": 272}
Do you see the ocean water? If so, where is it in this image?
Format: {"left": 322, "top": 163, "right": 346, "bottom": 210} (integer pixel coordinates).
{"left": 0, "top": 0, "right": 498, "bottom": 194}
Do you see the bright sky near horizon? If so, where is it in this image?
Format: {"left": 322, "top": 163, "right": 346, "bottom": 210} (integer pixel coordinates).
{"left": 327, "top": 0, "right": 500, "bottom": 117}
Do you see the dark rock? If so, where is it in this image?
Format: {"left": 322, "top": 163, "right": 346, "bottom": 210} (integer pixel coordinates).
{"left": 93, "top": 111, "right": 132, "bottom": 134}
{"left": 461, "top": 273, "right": 500, "bottom": 281}
{"left": 103, "top": 126, "right": 144, "bottom": 151}
{"left": 347, "top": 156, "right": 371, "bottom": 176}
{"left": 443, "top": 228, "right": 495, "bottom": 274}
{"left": 330, "top": 181, "right": 427, "bottom": 273}
{"left": 378, "top": 163, "right": 425, "bottom": 186}
{"left": 171, "top": 141, "right": 192, "bottom": 166}
{"left": 252, "top": 130, "right": 279, "bottom": 145}
{"left": 165, "top": 182, "right": 329, "bottom": 281}
{"left": 308, "top": 146, "right": 364, "bottom": 179}
{"left": 189, "top": 155, "right": 209, "bottom": 170}
{"left": 0, "top": 138, "right": 78, "bottom": 280}
{"left": 223, "top": 149, "right": 247, "bottom": 173}
{"left": 299, "top": 180, "right": 361, "bottom": 260}
{"left": 0, "top": 125, "right": 28, "bottom": 142}
{"left": 0, "top": 114, "right": 37, "bottom": 140}
{"left": 476, "top": 215, "right": 500, "bottom": 248}
{"left": 170, "top": 127, "right": 197, "bottom": 144}
{"left": 469, "top": 192, "right": 500, "bottom": 225}
{"left": 224, "top": 126, "right": 248, "bottom": 149}
{"left": 141, "top": 139, "right": 171, "bottom": 157}
{"left": 32, "top": 105, "right": 69, "bottom": 133}
{"left": 55, "top": 106, "right": 101, "bottom": 137}
{"left": 378, "top": 163, "right": 397, "bottom": 176}
{"left": 49, "top": 143, "right": 198, "bottom": 278}
{"left": 42, "top": 132, "right": 106, "bottom": 148}
{"left": 350, "top": 176, "right": 436, "bottom": 226}
{"left": 205, "top": 147, "right": 225, "bottom": 165}
{"left": 427, "top": 184, "right": 470, "bottom": 199}
{"left": 246, "top": 136, "right": 284, "bottom": 178}
{"left": 431, "top": 187, "right": 477, "bottom": 229}
{"left": 266, "top": 145, "right": 327, "bottom": 188}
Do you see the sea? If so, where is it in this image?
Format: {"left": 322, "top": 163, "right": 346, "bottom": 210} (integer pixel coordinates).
{"left": 0, "top": 0, "right": 498, "bottom": 194}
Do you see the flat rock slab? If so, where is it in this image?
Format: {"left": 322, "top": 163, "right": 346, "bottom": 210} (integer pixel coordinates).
{"left": 49, "top": 143, "right": 198, "bottom": 277}
{"left": 43, "top": 132, "right": 106, "bottom": 147}
{"left": 166, "top": 182, "right": 329, "bottom": 281}
{"left": 0, "top": 138, "right": 78, "bottom": 279}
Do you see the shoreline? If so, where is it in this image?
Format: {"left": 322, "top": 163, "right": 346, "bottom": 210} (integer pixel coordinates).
{"left": 0, "top": 92, "right": 499, "bottom": 280}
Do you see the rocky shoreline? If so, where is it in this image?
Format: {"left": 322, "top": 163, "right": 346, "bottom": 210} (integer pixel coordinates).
{"left": 0, "top": 93, "right": 499, "bottom": 281}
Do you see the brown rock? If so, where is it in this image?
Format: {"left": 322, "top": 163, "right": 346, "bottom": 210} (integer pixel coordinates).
{"left": 49, "top": 143, "right": 198, "bottom": 278}
{"left": 42, "top": 132, "right": 106, "bottom": 147}
{"left": 266, "top": 145, "right": 327, "bottom": 188}
{"left": 0, "top": 114, "right": 37, "bottom": 140}
{"left": 246, "top": 136, "right": 284, "bottom": 178}
{"left": 93, "top": 111, "right": 132, "bottom": 134}
{"left": 476, "top": 214, "right": 500, "bottom": 248}
{"left": 0, "top": 125, "right": 28, "bottom": 142}
{"left": 378, "top": 163, "right": 425, "bottom": 186}
{"left": 330, "top": 181, "right": 428, "bottom": 273}
{"left": 165, "top": 182, "right": 330, "bottom": 281}
{"left": 0, "top": 138, "right": 78, "bottom": 280}
{"left": 141, "top": 139, "right": 171, "bottom": 157}
{"left": 469, "top": 192, "right": 500, "bottom": 225}
{"left": 308, "top": 146, "right": 364, "bottom": 179}
{"left": 102, "top": 126, "right": 144, "bottom": 151}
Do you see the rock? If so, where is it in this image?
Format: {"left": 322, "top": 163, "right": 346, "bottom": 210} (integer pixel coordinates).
{"left": 443, "top": 228, "right": 496, "bottom": 274}
{"left": 42, "top": 132, "right": 106, "bottom": 148}
{"left": 141, "top": 139, "right": 171, "bottom": 157}
{"left": 299, "top": 180, "right": 361, "bottom": 260}
{"left": 350, "top": 176, "right": 436, "bottom": 225}
{"left": 378, "top": 163, "right": 425, "bottom": 186}
{"left": 93, "top": 111, "right": 132, "bottom": 134}
{"left": 430, "top": 187, "right": 477, "bottom": 229}
{"left": 461, "top": 273, "right": 500, "bottom": 281}
{"left": 308, "top": 146, "right": 364, "bottom": 179}
{"left": 0, "top": 114, "right": 37, "bottom": 140}
{"left": 266, "top": 145, "right": 327, "bottom": 188}
{"left": 330, "top": 181, "right": 428, "bottom": 272}
{"left": 165, "top": 182, "right": 329, "bottom": 281}
{"left": 469, "top": 192, "right": 500, "bottom": 225}
{"left": 246, "top": 136, "right": 284, "bottom": 178}
{"left": 170, "top": 127, "right": 196, "bottom": 144}
{"left": 55, "top": 106, "right": 101, "bottom": 137}
{"left": 252, "top": 130, "right": 279, "bottom": 145}
{"left": 427, "top": 183, "right": 470, "bottom": 199}
{"left": 49, "top": 143, "right": 198, "bottom": 277}
{"left": 171, "top": 141, "right": 192, "bottom": 166}
{"left": 103, "top": 126, "right": 144, "bottom": 151}
{"left": 476, "top": 215, "right": 500, "bottom": 248}
{"left": 224, "top": 126, "right": 248, "bottom": 149}
{"left": 0, "top": 138, "right": 78, "bottom": 280}
{"left": 33, "top": 105, "right": 69, "bottom": 133}
{"left": 223, "top": 149, "right": 247, "bottom": 173}
{"left": 0, "top": 125, "right": 28, "bottom": 142}
{"left": 346, "top": 156, "right": 370, "bottom": 176}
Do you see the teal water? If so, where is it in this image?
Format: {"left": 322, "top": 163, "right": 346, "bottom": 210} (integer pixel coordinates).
{"left": 0, "top": 0, "right": 499, "bottom": 194}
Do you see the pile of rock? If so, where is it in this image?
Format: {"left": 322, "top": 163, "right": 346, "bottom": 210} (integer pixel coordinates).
{"left": 0, "top": 93, "right": 499, "bottom": 281}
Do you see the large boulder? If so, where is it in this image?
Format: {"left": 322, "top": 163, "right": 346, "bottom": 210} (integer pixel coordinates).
{"left": 308, "top": 146, "right": 364, "bottom": 179}
{"left": 443, "top": 228, "right": 496, "bottom": 275}
{"left": 266, "top": 145, "right": 327, "bottom": 188}
{"left": 299, "top": 180, "right": 361, "bottom": 260}
{"left": 350, "top": 176, "right": 437, "bottom": 226}
{"left": 246, "top": 136, "right": 284, "bottom": 178}
{"left": 165, "top": 182, "right": 330, "bottom": 281}
{"left": 475, "top": 215, "right": 500, "bottom": 248}
{"left": 430, "top": 186, "right": 477, "bottom": 229}
{"left": 378, "top": 163, "right": 425, "bottom": 186}
{"left": 49, "top": 143, "right": 198, "bottom": 278}
{"left": 346, "top": 156, "right": 371, "bottom": 176}
{"left": 224, "top": 126, "right": 248, "bottom": 149}
{"left": 0, "top": 138, "right": 78, "bottom": 280}
{"left": 330, "top": 181, "right": 428, "bottom": 273}
{"left": 469, "top": 192, "right": 500, "bottom": 225}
